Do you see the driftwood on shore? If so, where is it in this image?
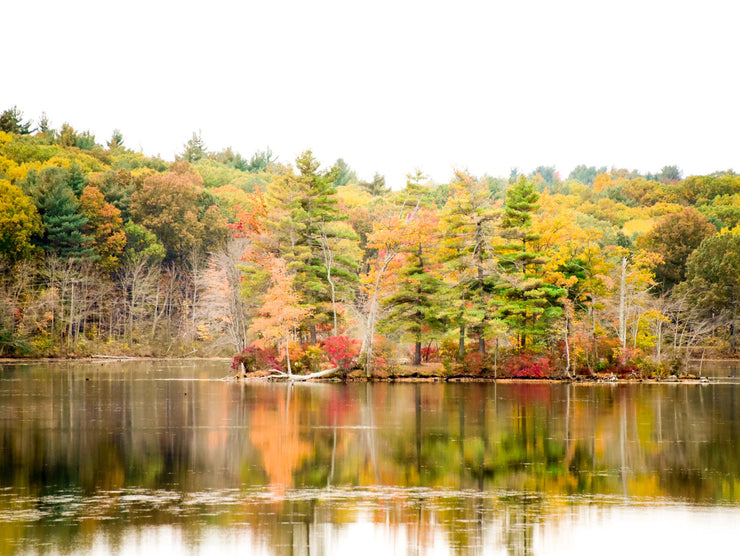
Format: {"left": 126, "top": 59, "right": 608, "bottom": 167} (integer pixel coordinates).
{"left": 236, "top": 366, "right": 342, "bottom": 381}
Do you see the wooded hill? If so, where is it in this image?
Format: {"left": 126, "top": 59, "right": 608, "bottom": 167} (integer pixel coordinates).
{"left": 1, "top": 105, "right": 738, "bottom": 377}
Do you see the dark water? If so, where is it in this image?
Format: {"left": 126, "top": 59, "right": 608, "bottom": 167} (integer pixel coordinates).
{"left": 1, "top": 360, "right": 740, "bottom": 555}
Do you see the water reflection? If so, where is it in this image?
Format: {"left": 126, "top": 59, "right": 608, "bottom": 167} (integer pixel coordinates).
{"left": 1, "top": 361, "right": 739, "bottom": 555}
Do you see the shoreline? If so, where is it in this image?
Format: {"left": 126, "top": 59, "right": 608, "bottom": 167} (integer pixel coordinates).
{"left": 0, "top": 356, "right": 734, "bottom": 384}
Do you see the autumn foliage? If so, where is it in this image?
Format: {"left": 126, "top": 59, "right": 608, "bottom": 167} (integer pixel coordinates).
{"left": 232, "top": 344, "right": 281, "bottom": 372}
{"left": 504, "top": 354, "right": 553, "bottom": 379}
{"left": 1, "top": 105, "right": 738, "bottom": 375}
{"left": 321, "top": 335, "right": 361, "bottom": 373}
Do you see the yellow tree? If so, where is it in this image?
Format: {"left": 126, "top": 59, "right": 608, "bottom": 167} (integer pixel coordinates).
{"left": 79, "top": 186, "right": 126, "bottom": 272}
{"left": 249, "top": 256, "right": 311, "bottom": 376}
{"left": 531, "top": 196, "right": 617, "bottom": 373}
{"left": 613, "top": 247, "right": 662, "bottom": 362}
{"left": 0, "top": 179, "right": 41, "bottom": 264}
{"left": 359, "top": 199, "right": 427, "bottom": 375}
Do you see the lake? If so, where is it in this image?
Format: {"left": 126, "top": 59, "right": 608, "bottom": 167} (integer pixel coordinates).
{"left": 1, "top": 360, "right": 739, "bottom": 555}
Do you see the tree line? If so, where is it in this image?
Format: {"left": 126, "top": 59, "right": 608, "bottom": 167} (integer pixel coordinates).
{"left": 1, "top": 105, "right": 738, "bottom": 377}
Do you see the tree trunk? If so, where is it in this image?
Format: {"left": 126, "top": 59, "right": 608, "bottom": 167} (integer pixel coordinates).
{"left": 564, "top": 315, "right": 572, "bottom": 379}
{"left": 494, "top": 338, "right": 499, "bottom": 378}
{"left": 329, "top": 272, "right": 337, "bottom": 337}
{"left": 320, "top": 232, "right": 338, "bottom": 337}
{"left": 360, "top": 252, "right": 395, "bottom": 377}
{"left": 68, "top": 280, "right": 75, "bottom": 351}
{"left": 413, "top": 341, "right": 421, "bottom": 366}
{"left": 458, "top": 323, "right": 465, "bottom": 358}
{"left": 285, "top": 334, "right": 292, "bottom": 376}
{"left": 730, "top": 322, "right": 737, "bottom": 354}
{"left": 590, "top": 299, "right": 598, "bottom": 372}
{"left": 618, "top": 256, "right": 628, "bottom": 353}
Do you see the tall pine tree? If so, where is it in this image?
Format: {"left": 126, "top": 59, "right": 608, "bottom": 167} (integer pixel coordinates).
{"left": 380, "top": 205, "right": 442, "bottom": 366}
{"left": 494, "top": 176, "right": 565, "bottom": 349}
{"left": 266, "top": 151, "right": 355, "bottom": 343}
{"left": 23, "top": 167, "right": 94, "bottom": 260}
{"left": 40, "top": 180, "right": 94, "bottom": 260}
{"left": 440, "top": 170, "right": 500, "bottom": 355}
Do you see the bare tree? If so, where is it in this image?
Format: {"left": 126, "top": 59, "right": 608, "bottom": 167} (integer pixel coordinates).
{"left": 120, "top": 256, "right": 160, "bottom": 345}
{"left": 197, "top": 238, "right": 252, "bottom": 353}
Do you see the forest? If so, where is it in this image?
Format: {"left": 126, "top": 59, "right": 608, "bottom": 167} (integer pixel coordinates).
{"left": 1, "top": 105, "right": 739, "bottom": 379}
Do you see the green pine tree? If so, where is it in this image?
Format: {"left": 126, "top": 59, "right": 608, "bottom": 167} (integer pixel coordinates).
{"left": 40, "top": 180, "right": 94, "bottom": 260}
{"left": 358, "top": 172, "right": 389, "bottom": 197}
{"left": 267, "top": 151, "right": 357, "bottom": 343}
{"left": 494, "top": 176, "right": 565, "bottom": 349}
{"left": 0, "top": 106, "right": 33, "bottom": 134}
{"left": 332, "top": 158, "right": 358, "bottom": 186}
{"left": 66, "top": 162, "right": 89, "bottom": 196}
{"left": 381, "top": 242, "right": 443, "bottom": 365}
{"left": 439, "top": 170, "right": 500, "bottom": 356}
{"left": 179, "top": 131, "right": 207, "bottom": 163}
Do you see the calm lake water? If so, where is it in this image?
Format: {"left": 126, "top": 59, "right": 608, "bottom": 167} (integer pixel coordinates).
{"left": 1, "top": 360, "right": 740, "bottom": 555}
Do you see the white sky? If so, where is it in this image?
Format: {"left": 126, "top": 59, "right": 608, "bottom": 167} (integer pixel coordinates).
{"left": 4, "top": 0, "right": 739, "bottom": 188}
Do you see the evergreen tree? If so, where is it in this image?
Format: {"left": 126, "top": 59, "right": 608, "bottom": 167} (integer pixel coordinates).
{"left": 74, "top": 131, "right": 97, "bottom": 150}
{"left": 40, "top": 180, "right": 94, "bottom": 260}
{"left": 179, "top": 131, "right": 207, "bottom": 163}
{"left": 398, "top": 169, "right": 430, "bottom": 208}
{"left": 568, "top": 165, "right": 607, "bottom": 185}
{"left": 247, "top": 147, "right": 277, "bottom": 173}
{"left": 38, "top": 112, "right": 53, "bottom": 138}
{"left": 530, "top": 165, "right": 558, "bottom": 186}
{"left": 359, "top": 172, "right": 389, "bottom": 197}
{"left": 267, "top": 151, "right": 354, "bottom": 342}
{"left": 107, "top": 129, "right": 124, "bottom": 150}
{"left": 67, "top": 162, "right": 89, "bottom": 196}
{"left": 380, "top": 210, "right": 442, "bottom": 365}
{"left": 440, "top": 170, "right": 500, "bottom": 355}
{"left": 333, "top": 158, "right": 357, "bottom": 186}
{"left": 0, "top": 106, "right": 33, "bottom": 134}
{"left": 494, "top": 176, "right": 565, "bottom": 349}
{"left": 658, "top": 165, "right": 682, "bottom": 184}
{"left": 22, "top": 165, "right": 88, "bottom": 201}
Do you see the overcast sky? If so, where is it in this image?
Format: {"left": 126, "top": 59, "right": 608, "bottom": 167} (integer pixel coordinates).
{"left": 4, "top": 0, "right": 739, "bottom": 187}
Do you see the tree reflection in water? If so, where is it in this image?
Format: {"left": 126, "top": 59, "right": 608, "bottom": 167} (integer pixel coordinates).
{"left": 0, "top": 361, "right": 739, "bottom": 555}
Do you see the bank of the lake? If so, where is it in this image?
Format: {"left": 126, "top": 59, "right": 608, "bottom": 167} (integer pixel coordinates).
{"left": 3, "top": 355, "right": 740, "bottom": 383}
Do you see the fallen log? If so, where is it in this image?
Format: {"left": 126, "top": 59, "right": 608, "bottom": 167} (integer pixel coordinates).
{"left": 280, "top": 367, "right": 341, "bottom": 381}
{"left": 238, "top": 367, "right": 342, "bottom": 381}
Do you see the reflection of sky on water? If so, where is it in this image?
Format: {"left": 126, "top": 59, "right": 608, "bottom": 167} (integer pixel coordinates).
{"left": 539, "top": 506, "right": 740, "bottom": 556}
{"left": 16, "top": 501, "right": 738, "bottom": 556}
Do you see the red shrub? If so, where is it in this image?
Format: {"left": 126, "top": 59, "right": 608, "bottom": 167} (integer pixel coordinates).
{"left": 406, "top": 345, "right": 439, "bottom": 362}
{"left": 608, "top": 363, "right": 640, "bottom": 376}
{"left": 505, "top": 354, "right": 552, "bottom": 379}
{"left": 462, "top": 351, "right": 485, "bottom": 374}
{"left": 232, "top": 344, "right": 281, "bottom": 372}
{"left": 422, "top": 346, "right": 439, "bottom": 361}
{"left": 321, "top": 335, "right": 361, "bottom": 372}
